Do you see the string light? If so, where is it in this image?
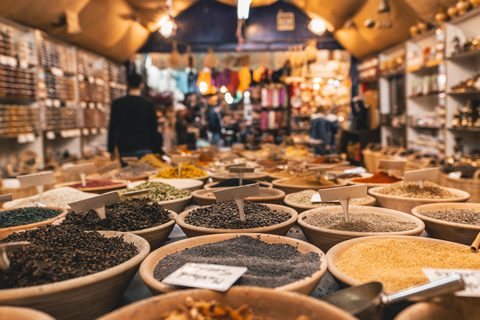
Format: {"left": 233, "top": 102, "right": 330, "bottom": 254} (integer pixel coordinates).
{"left": 225, "top": 92, "right": 234, "bottom": 104}
{"left": 313, "top": 83, "right": 320, "bottom": 90}
{"left": 220, "top": 86, "right": 227, "bottom": 93}
{"left": 199, "top": 81, "right": 208, "bottom": 93}
{"left": 237, "top": 0, "right": 252, "bottom": 19}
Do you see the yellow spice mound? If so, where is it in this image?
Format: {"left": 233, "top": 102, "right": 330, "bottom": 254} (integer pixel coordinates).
{"left": 154, "top": 164, "right": 207, "bottom": 178}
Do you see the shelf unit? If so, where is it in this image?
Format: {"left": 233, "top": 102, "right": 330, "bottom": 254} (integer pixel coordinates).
{"left": 0, "top": 16, "right": 126, "bottom": 173}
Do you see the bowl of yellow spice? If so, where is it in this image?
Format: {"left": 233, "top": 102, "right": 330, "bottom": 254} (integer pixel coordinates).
{"left": 151, "top": 164, "right": 210, "bottom": 184}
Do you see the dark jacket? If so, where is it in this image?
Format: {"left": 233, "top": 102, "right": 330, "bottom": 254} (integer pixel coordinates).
{"left": 208, "top": 108, "right": 223, "bottom": 133}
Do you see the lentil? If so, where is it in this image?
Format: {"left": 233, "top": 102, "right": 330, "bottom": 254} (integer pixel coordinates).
{"left": 419, "top": 209, "right": 480, "bottom": 226}
{"left": 185, "top": 202, "right": 291, "bottom": 229}
{"left": 302, "top": 212, "right": 417, "bottom": 232}
{"left": 119, "top": 181, "right": 190, "bottom": 202}
{"left": 283, "top": 175, "right": 336, "bottom": 186}
{"left": 288, "top": 190, "right": 371, "bottom": 207}
{"left": 62, "top": 200, "right": 172, "bottom": 232}
{"left": 154, "top": 164, "right": 207, "bottom": 179}
{"left": 335, "top": 239, "right": 480, "bottom": 292}
{"left": 154, "top": 236, "right": 321, "bottom": 288}
{"left": 3, "top": 187, "right": 96, "bottom": 209}
{"left": 0, "top": 225, "right": 138, "bottom": 288}
{"left": 68, "top": 180, "right": 122, "bottom": 189}
{"left": 0, "top": 207, "right": 62, "bottom": 228}
{"left": 375, "top": 181, "right": 459, "bottom": 199}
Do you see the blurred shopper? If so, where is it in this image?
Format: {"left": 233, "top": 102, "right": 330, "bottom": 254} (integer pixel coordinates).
{"left": 208, "top": 101, "right": 225, "bottom": 146}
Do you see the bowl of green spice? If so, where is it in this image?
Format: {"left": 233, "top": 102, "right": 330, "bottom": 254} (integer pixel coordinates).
{"left": 0, "top": 206, "right": 68, "bottom": 239}
{"left": 120, "top": 181, "right": 192, "bottom": 213}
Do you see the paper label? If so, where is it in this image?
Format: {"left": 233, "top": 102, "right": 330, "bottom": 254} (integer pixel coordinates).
{"left": 65, "top": 162, "right": 96, "bottom": 175}
{"left": 2, "top": 179, "right": 20, "bottom": 188}
{"left": 214, "top": 183, "right": 260, "bottom": 202}
{"left": 317, "top": 185, "right": 368, "bottom": 202}
{"left": 162, "top": 263, "right": 247, "bottom": 292}
{"left": 0, "top": 194, "right": 13, "bottom": 202}
{"left": 7, "top": 57, "right": 17, "bottom": 67}
{"left": 17, "top": 135, "right": 27, "bottom": 144}
{"left": 229, "top": 166, "right": 254, "bottom": 173}
{"left": 17, "top": 171, "right": 56, "bottom": 187}
{"left": 0, "top": 56, "right": 7, "bottom": 65}
{"left": 171, "top": 154, "right": 191, "bottom": 164}
{"left": 423, "top": 269, "right": 480, "bottom": 297}
{"left": 404, "top": 168, "right": 439, "bottom": 183}
{"left": 96, "top": 162, "right": 119, "bottom": 175}
{"left": 68, "top": 191, "right": 121, "bottom": 214}
{"left": 88, "top": 76, "right": 94, "bottom": 84}
{"left": 379, "top": 159, "right": 406, "bottom": 170}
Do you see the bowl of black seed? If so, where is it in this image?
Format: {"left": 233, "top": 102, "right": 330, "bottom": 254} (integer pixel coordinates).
{"left": 298, "top": 206, "right": 425, "bottom": 252}
{"left": 191, "top": 187, "right": 285, "bottom": 206}
{"left": 411, "top": 203, "right": 480, "bottom": 245}
{"left": 176, "top": 202, "right": 298, "bottom": 237}
{"left": 139, "top": 233, "right": 327, "bottom": 296}
{"left": 204, "top": 179, "right": 273, "bottom": 189}
{"left": 57, "top": 200, "right": 177, "bottom": 251}
{"left": 0, "top": 206, "right": 68, "bottom": 239}
{"left": 0, "top": 224, "right": 150, "bottom": 320}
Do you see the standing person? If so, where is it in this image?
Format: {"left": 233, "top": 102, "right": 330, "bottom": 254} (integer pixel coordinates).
{"left": 208, "top": 101, "right": 224, "bottom": 146}
{"left": 161, "top": 104, "right": 177, "bottom": 154}
{"left": 309, "top": 106, "right": 333, "bottom": 155}
{"left": 108, "top": 74, "right": 162, "bottom": 165}
{"left": 175, "top": 103, "right": 189, "bottom": 146}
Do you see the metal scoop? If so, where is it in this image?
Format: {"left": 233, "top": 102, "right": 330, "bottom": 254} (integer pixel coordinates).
{"left": 322, "top": 274, "right": 464, "bottom": 320}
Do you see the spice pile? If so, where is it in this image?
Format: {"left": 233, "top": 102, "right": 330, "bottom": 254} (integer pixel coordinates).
{"left": 374, "top": 181, "right": 459, "bottom": 199}
{"left": 68, "top": 180, "right": 122, "bottom": 189}
{"left": 185, "top": 202, "right": 291, "bottom": 229}
{"left": 154, "top": 236, "right": 321, "bottom": 288}
{"left": 2, "top": 187, "right": 96, "bottom": 209}
{"left": 302, "top": 212, "right": 417, "bottom": 233}
{"left": 335, "top": 239, "right": 480, "bottom": 292}
{"left": 160, "top": 297, "right": 311, "bottom": 320}
{"left": 419, "top": 208, "right": 480, "bottom": 226}
{"left": 288, "top": 190, "right": 371, "bottom": 207}
{"left": 0, "top": 207, "right": 62, "bottom": 228}
{"left": 0, "top": 225, "right": 138, "bottom": 288}
{"left": 120, "top": 181, "right": 191, "bottom": 202}
{"left": 282, "top": 175, "right": 337, "bottom": 186}
{"left": 113, "top": 162, "right": 155, "bottom": 179}
{"left": 154, "top": 164, "right": 207, "bottom": 179}
{"left": 351, "top": 171, "right": 402, "bottom": 184}
{"left": 62, "top": 200, "right": 172, "bottom": 232}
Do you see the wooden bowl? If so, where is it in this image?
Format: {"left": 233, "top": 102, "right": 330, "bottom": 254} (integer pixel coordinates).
{"left": 298, "top": 206, "right": 425, "bottom": 252}
{"left": 176, "top": 203, "right": 298, "bottom": 237}
{"left": 146, "top": 178, "right": 204, "bottom": 191}
{"left": 326, "top": 235, "right": 469, "bottom": 289}
{"left": 97, "top": 286, "right": 356, "bottom": 320}
{"left": 394, "top": 296, "right": 480, "bottom": 320}
{"left": 0, "top": 306, "right": 56, "bottom": 320}
{"left": 272, "top": 178, "right": 348, "bottom": 195}
{"left": 140, "top": 233, "right": 327, "bottom": 296}
{"left": 411, "top": 203, "right": 480, "bottom": 245}
{"left": 0, "top": 206, "right": 68, "bottom": 239}
{"left": 368, "top": 186, "right": 470, "bottom": 213}
{"left": 157, "top": 195, "right": 192, "bottom": 214}
{"left": 192, "top": 187, "right": 285, "bottom": 206}
{"left": 204, "top": 180, "right": 273, "bottom": 189}
{"left": 209, "top": 171, "right": 268, "bottom": 182}
{"left": 149, "top": 173, "right": 210, "bottom": 184}
{"left": 54, "top": 179, "right": 129, "bottom": 194}
{"left": 0, "top": 231, "right": 150, "bottom": 320}
{"left": 284, "top": 192, "right": 376, "bottom": 213}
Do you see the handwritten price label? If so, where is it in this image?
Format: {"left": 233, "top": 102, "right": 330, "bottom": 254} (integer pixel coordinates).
{"left": 423, "top": 269, "right": 480, "bottom": 297}
{"left": 162, "top": 263, "right": 247, "bottom": 291}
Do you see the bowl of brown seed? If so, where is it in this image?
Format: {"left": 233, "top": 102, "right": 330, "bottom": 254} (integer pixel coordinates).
{"left": 97, "top": 287, "right": 356, "bottom": 320}
{"left": 298, "top": 206, "right": 425, "bottom": 252}
{"left": 191, "top": 187, "right": 285, "bottom": 206}
{"left": 0, "top": 306, "right": 56, "bottom": 320}
{"left": 368, "top": 181, "right": 470, "bottom": 213}
{"left": 140, "top": 233, "right": 327, "bottom": 296}
{"left": 411, "top": 203, "right": 480, "bottom": 245}
{"left": 176, "top": 202, "right": 297, "bottom": 237}
{"left": 394, "top": 296, "right": 480, "bottom": 320}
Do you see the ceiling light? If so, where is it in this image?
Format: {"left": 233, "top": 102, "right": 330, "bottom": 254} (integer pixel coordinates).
{"left": 199, "top": 81, "right": 208, "bottom": 93}
{"left": 237, "top": 0, "right": 252, "bottom": 20}
{"left": 158, "top": 15, "right": 177, "bottom": 38}
{"left": 309, "top": 18, "right": 330, "bottom": 36}
{"left": 313, "top": 77, "right": 323, "bottom": 83}
{"left": 313, "top": 83, "right": 320, "bottom": 90}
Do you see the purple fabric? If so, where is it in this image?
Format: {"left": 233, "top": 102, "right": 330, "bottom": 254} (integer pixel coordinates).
{"left": 215, "top": 69, "right": 231, "bottom": 88}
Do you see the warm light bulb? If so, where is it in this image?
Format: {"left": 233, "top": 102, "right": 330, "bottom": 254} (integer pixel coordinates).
{"left": 313, "top": 83, "right": 320, "bottom": 90}
{"left": 158, "top": 16, "right": 177, "bottom": 38}
{"left": 327, "top": 79, "right": 334, "bottom": 84}
{"left": 313, "top": 77, "right": 323, "bottom": 83}
{"left": 199, "top": 81, "right": 208, "bottom": 93}
{"left": 309, "top": 18, "right": 327, "bottom": 35}
{"left": 220, "top": 86, "right": 227, "bottom": 93}
{"left": 225, "top": 92, "right": 234, "bottom": 104}
{"left": 338, "top": 116, "right": 345, "bottom": 122}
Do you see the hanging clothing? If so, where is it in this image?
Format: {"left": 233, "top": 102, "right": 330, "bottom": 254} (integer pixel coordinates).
{"left": 227, "top": 71, "right": 239, "bottom": 93}
{"left": 237, "top": 66, "right": 251, "bottom": 92}
{"left": 176, "top": 71, "right": 189, "bottom": 94}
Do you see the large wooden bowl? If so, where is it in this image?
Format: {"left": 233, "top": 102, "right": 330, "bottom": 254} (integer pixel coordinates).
{"left": 140, "top": 233, "right": 327, "bottom": 296}
{"left": 0, "top": 231, "right": 150, "bottom": 320}
{"left": 0, "top": 306, "right": 56, "bottom": 320}
{"left": 411, "top": 203, "right": 480, "bottom": 245}
{"left": 394, "top": 296, "right": 480, "bottom": 320}
{"left": 272, "top": 178, "right": 348, "bottom": 195}
{"left": 204, "top": 180, "right": 273, "bottom": 189}
{"left": 326, "top": 235, "right": 469, "bottom": 290}
{"left": 176, "top": 203, "right": 298, "bottom": 237}
{"left": 284, "top": 192, "right": 376, "bottom": 213}
{"left": 368, "top": 186, "right": 470, "bottom": 213}
{"left": 97, "top": 287, "right": 356, "bottom": 320}
{"left": 298, "top": 206, "right": 425, "bottom": 252}
{"left": 209, "top": 171, "right": 268, "bottom": 182}
{"left": 192, "top": 187, "right": 285, "bottom": 206}
{"left": 54, "top": 179, "right": 129, "bottom": 194}
{"left": 0, "top": 206, "right": 68, "bottom": 239}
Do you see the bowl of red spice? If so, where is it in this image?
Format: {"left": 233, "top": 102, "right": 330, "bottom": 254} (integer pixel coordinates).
{"left": 347, "top": 171, "right": 403, "bottom": 188}
{"left": 54, "top": 179, "right": 129, "bottom": 194}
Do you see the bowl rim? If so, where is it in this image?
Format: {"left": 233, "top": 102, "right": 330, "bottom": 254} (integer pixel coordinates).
{"left": 191, "top": 187, "right": 285, "bottom": 201}
{"left": 284, "top": 192, "right": 376, "bottom": 210}
{"left": 0, "top": 206, "right": 68, "bottom": 235}
{"left": 209, "top": 171, "right": 269, "bottom": 180}
{"left": 54, "top": 179, "right": 130, "bottom": 192}
{"left": 139, "top": 232, "right": 327, "bottom": 294}
{"left": 298, "top": 205, "right": 425, "bottom": 236}
{"left": 146, "top": 178, "right": 204, "bottom": 188}
{"left": 0, "top": 231, "right": 150, "bottom": 299}
{"left": 326, "top": 234, "right": 469, "bottom": 288}
{"left": 272, "top": 178, "right": 348, "bottom": 189}
{"left": 204, "top": 180, "right": 273, "bottom": 189}
{"left": 0, "top": 306, "right": 56, "bottom": 319}
{"left": 347, "top": 178, "right": 404, "bottom": 187}
{"left": 411, "top": 202, "right": 480, "bottom": 230}
{"left": 368, "top": 186, "right": 471, "bottom": 202}
{"left": 175, "top": 203, "right": 298, "bottom": 235}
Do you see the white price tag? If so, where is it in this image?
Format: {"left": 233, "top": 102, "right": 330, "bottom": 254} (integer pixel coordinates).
{"left": 46, "top": 131, "right": 56, "bottom": 140}
{"left": 7, "top": 57, "right": 17, "bottom": 67}
{"left": 100, "top": 128, "right": 107, "bottom": 134}
{"left": 17, "top": 135, "right": 27, "bottom": 144}
{"left": 423, "top": 269, "right": 480, "bottom": 297}
{"left": 162, "top": 263, "right": 247, "bottom": 292}
{"left": 316, "top": 185, "right": 368, "bottom": 222}
{"left": 379, "top": 159, "right": 406, "bottom": 176}
{"left": 68, "top": 191, "right": 121, "bottom": 220}
{"left": 17, "top": 171, "right": 56, "bottom": 187}
{"left": 214, "top": 184, "right": 260, "bottom": 221}
{"left": 0, "top": 56, "right": 7, "bottom": 65}
{"left": 50, "top": 67, "right": 64, "bottom": 77}
{"left": 404, "top": 168, "right": 439, "bottom": 188}
{"left": 60, "top": 130, "right": 68, "bottom": 138}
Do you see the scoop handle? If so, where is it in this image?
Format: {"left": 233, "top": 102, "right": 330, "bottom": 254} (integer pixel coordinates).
{"left": 382, "top": 274, "right": 464, "bottom": 305}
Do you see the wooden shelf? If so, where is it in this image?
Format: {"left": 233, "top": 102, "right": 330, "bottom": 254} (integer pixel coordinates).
{"left": 449, "top": 127, "right": 480, "bottom": 133}
{"left": 409, "top": 125, "right": 442, "bottom": 130}
{"left": 406, "top": 60, "right": 443, "bottom": 73}
{"left": 448, "top": 90, "right": 480, "bottom": 96}
{"left": 448, "top": 49, "right": 480, "bottom": 60}
{"left": 380, "top": 69, "right": 406, "bottom": 78}
{"left": 408, "top": 91, "right": 443, "bottom": 99}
